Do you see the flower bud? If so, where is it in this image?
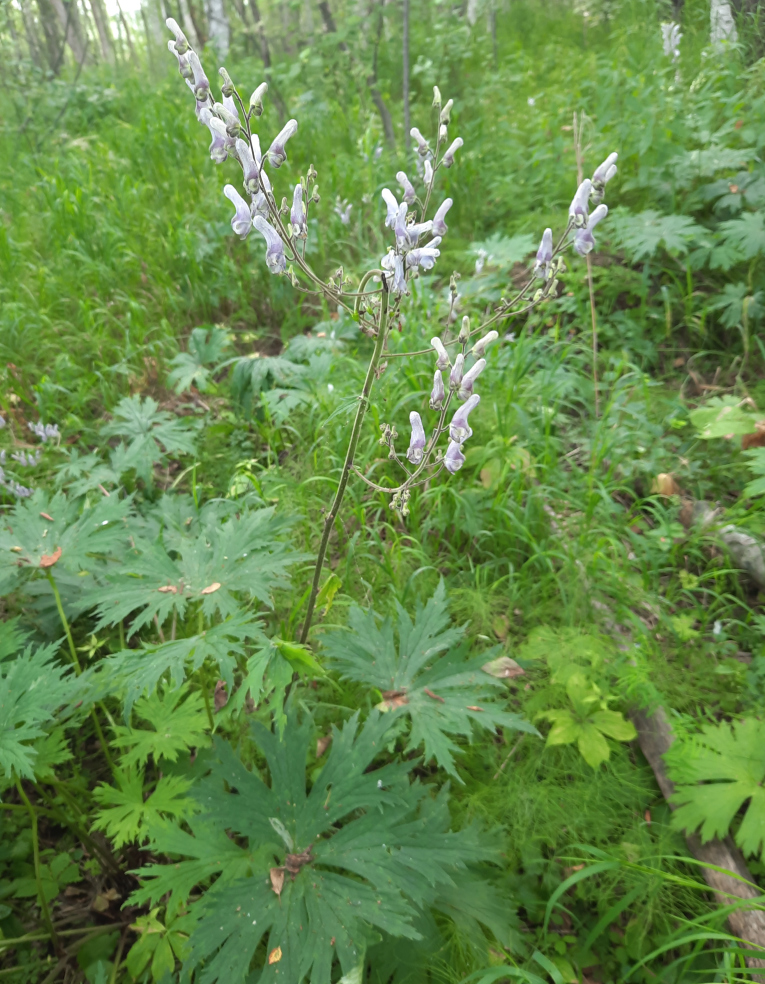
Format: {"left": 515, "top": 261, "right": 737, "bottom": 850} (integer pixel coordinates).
{"left": 382, "top": 188, "right": 399, "bottom": 229}
{"left": 267, "top": 119, "right": 298, "bottom": 168}
{"left": 432, "top": 197, "right": 452, "bottom": 237}
{"left": 213, "top": 100, "right": 240, "bottom": 136}
{"left": 533, "top": 227, "right": 553, "bottom": 279}
{"left": 472, "top": 330, "right": 498, "bottom": 358}
{"left": 291, "top": 183, "right": 306, "bottom": 237}
{"left": 458, "top": 358, "right": 486, "bottom": 400}
{"left": 592, "top": 151, "right": 618, "bottom": 189}
{"left": 458, "top": 316, "right": 470, "bottom": 344}
{"left": 449, "top": 393, "right": 480, "bottom": 443}
{"left": 443, "top": 440, "right": 465, "bottom": 474}
{"left": 431, "top": 337, "right": 450, "bottom": 370}
{"left": 430, "top": 370, "right": 445, "bottom": 410}
{"left": 574, "top": 203, "right": 608, "bottom": 256}
{"left": 236, "top": 137, "right": 260, "bottom": 193}
{"left": 424, "top": 159, "right": 434, "bottom": 185}
{"left": 396, "top": 170, "right": 417, "bottom": 204}
{"left": 439, "top": 98, "right": 453, "bottom": 125}
{"left": 410, "top": 127, "right": 431, "bottom": 157}
{"left": 406, "top": 411, "right": 427, "bottom": 464}
{"left": 249, "top": 81, "right": 268, "bottom": 116}
{"left": 406, "top": 246, "right": 440, "bottom": 270}
{"left": 166, "top": 17, "right": 190, "bottom": 53}
{"left": 432, "top": 85, "right": 442, "bottom": 109}
{"left": 167, "top": 40, "right": 193, "bottom": 79}
{"left": 392, "top": 254, "right": 407, "bottom": 295}
{"left": 224, "top": 184, "right": 252, "bottom": 239}
{"left": 441, "top": 137, "right": 463, "bottom": 168}
{"left": 449, "top": 353, "right": 465, "bottom": 390}
{"left": 439, "top": 123, "right": 448, "bottom": 141}
{"left": 219, "top": 67, "right": 235, "bottom": 97}
{"left": 188, "top": 51, "right": 210, "bottom": 102}
{"left": 208, "top": 117, "right": 231, "bottom": 163}
{"left": 253, "top": 215, "right": 286, "bottom": 273}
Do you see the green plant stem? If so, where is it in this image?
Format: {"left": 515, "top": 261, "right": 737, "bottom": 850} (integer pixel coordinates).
{"left": 299, "top": 284, "right": 391, "bottom": 645}
{"left": 14, "top": 778, "right": 59, "bottom": 950}
{"left": 45, "top": 570, "right": 116, "bottom": 775}
{"left": 0, "top": 922, "right": 127, "bottom": 950}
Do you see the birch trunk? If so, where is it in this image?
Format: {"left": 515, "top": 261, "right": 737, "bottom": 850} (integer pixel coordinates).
{"left": 205, "top": 0, "right": 230, "bottom": 56}
{"left": 88, "top": 0, "right": 116, "bottom": 63}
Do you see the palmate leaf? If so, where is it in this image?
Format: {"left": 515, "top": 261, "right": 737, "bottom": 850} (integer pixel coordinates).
{"left": 689, "top": 395, "right": 757, "bottom": 439}
{"left": 323, "top": 582, "right": 537, "bottom": 778}
{"left": 718, "top": 212, "right": 765, "bottom": 260}
{"left": 608, "top": 209, "right": 704, "bottom": 261}
{"left": 111, "top": 686, "right": 210, "bottom": 768}
{"left": 100, "top": 614, "right": 267, "bottom": 717}
{"left": 0, "top": 635, "right": 84, "bottom": 779}
{"left": 0, "top": 489, "right": 134, "bottom": 594}
{"left": 101, "top": 396, "right": 200, "bottom": 484}
{"left": 93, "top": 770, "right": 198, "bottom": 848}
{"left": 86, "top": 506, "right": 306, "bottom": 636}
{"left": 667, "top": 717, "right": 765, "bottom": 860}
{"left": 168, "top": 326, "right": 231, "bottom": 394}
{"left": 131, "top": 712, "right": 505, "bottom": 984}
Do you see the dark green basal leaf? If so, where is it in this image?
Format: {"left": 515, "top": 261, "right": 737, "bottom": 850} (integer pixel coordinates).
{"left": 130, "top": 711, "right": 507, "bottom": 984}
{"left": 324, "top": 582, "right": 537, "bottom": 777}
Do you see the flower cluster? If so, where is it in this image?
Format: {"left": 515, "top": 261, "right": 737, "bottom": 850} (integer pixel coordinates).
{"left": 28, "top": 421, "right": 60, "bottom": 443}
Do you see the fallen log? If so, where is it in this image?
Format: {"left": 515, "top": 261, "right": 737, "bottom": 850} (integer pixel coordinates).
{"left": 632, "top": 705, "right": 765, "bottom": 974}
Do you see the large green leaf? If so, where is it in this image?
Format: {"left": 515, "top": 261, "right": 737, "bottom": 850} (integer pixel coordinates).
{"left": 131, "top": 711, "right": 506, "bottom": 984}
{"left": 323, "top": 582, "right": 537, "bottom": 777}
{"left": 689, "top": 396, "right": 757, "bottom": 440}
{"left": 101, "top": 396, "right": 200, "bottom": 484}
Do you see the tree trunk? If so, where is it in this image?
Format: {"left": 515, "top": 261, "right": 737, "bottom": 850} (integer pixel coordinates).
{"left": 36, "top": 0, "right": 65, "bottom": 71}
{"left": 21, "top": 3, "right": 45, "bottom": 68}
{"left": 205, "top": 0, "right": 230, "bottom": 56}
{"left": 49, "top": 0, "right": 88, "bottom": 64}
{"left": 368, "top": 0, "right": 396, "bottom": 149}
{"left": 632, "top": 706, "right": 765, "bottom": 977}
{"left": 88, "top": 0, "right": 116, "bottom": 63}
{"left": 186, "top": 0, "right": 208, "bottom": 45}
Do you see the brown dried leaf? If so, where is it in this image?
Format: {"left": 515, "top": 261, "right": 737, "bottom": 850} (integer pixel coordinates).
{"left": 377, "top": 688, "right": 408, "bottom": 712}
{"left": 482, "top": 656, "right": 525, "bottom": 679}
{"left": 157, "top": 585, "right": 178, "bottom": 594}
{"left": 651, "top": 473, "right": 681, "bottom": 496}
{"left": 268, "top": 946, "right": 282, "bottom": 965}
{"left": 316, "top": 733, "right": 332, "bottom": 758}
{"left": 200, "top": 582, "right": 222, "bottom": 595}
{"left": 214, "top": 680, "right": 228, "bottom": 713}
{"left": 39, "top": 512, "right": 54, "bottom": 522}
{"left": 742, "top": 421, "right": 765, "bottom": 450}
{"left": 269, "top": 868, "right": 285, "bottom": 898}
{"left": 39, "top": 546, "right": 62, "bottom": 569}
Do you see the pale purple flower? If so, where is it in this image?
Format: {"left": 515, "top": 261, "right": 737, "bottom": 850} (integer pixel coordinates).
{"left": 592, "top": 152, "right": 618, "bottom": 189}
{"left": 334, "top": 198, "right": 353, "bottom": 224}
{"left": 253, "top": 216, "right": 286, "bottom": 273}
{"left": 396, "top": 171, "right": 416, "bottom": 204}
{"left": 291, "top": 183, "right": 306, "bottom": 237}
{"left": 236, "top": 138, "right": 260, "bottom": 194}
{"left": 166, "top": 17, "right": 190, "bottom": 53}
{"left": 382, "top": 189, "right": 399, "bottom": 229}
{"left": 214, "top": 100, "right": 239, "bottom": 137}
{"left": 431, "top": 337, "right": 450, "bottom": 370}
{"left": 410, "top": 127, "right": 431, "bottom": 157}
{"left": 441, "top": 137, "right": 463, "bottom": 168}
{"left": 534, "top": 227, "right": 553, "bottom": 279}
{"left": 391, "top": 254, "right": 407, "bottom": 295}
{"left": 443, "top": 440, "right": 465, "bottom": 474}
{"left": 250, "top": 191, "right": 269, "bottom": 220}
{"left": 406, "top": 411, "right": 427, "bottom": 464}
{"left": 28, "top": 421, "right": 59, "bottom": 442}
{"left": 249, "top": 81, "right": 268, "bottom": 116}
{"left": 260, "top": 168, "right": 272, "bottom": 196}
{"left": 430, "top": 370, "right": 445, "bottom": 410}
{"left": 188, "top": 51, "right": 210, "bottom": 102}
{"left": 0, "top": 415, "right": 4, "bottom": 429}
{"left": 458, "top": 358, "right": 486, "bottom": 400}
{"left": 569, "top": 179, "right": 592, "bottom": 228}
{"left": 224, "top": 184, "right": 253, "bottom": 239}
{"left": 449, "top": 353, "right": 465, "bottom": 390}
{"left": 208, "top": 118, "right": 231, "bottom": 163}
{"left": 394, "top": 202, "right": 408, "bottom": 248}
{"left": 12, "top": 450, "right": 42, "bottom": 467}
{"left": 432, "top": 198, "right": 453, "bottom": 237}
{"left": 449, "top": 393, "right": 480, "bottom": 444}
{"left": 195, "top": 99, "right": 213, "bottom": 125}
{"left": 424, "top": 160, "right": 434, "bottom": 185}
{"left": 223, "top": 94, "right": 240, "bottom": 127}
{"left": 472, "top": 331, "right": 498, "bottom": 358}
{"left": 267, "top": 119, "right": 298, "bottom": 168}
{"left": 406, "top": 246, "right": 440, "bottom": 270}
{"left": 574, "top": 204, "right": 608, "bottom": 256}
{"left": 422, "top": 236, "right": 442, "bottom": 251}
{"left": 167, "top": 40, "right": 193, "bottom": 80}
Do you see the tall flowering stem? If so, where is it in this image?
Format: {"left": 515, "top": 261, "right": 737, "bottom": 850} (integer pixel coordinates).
{"left": 299, "top": 285, "right": 391, "bottom": 644}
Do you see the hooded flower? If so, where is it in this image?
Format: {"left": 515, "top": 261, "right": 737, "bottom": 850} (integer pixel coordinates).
{"left": 574, "top": 203, "right": 608, "bottom": 256}
{"left": 396, "top": 171, "right": 417, "bottom": 204}
{"left": 406, "top": 246, "right": 440, "bottom": 270}
{"left": 253, "top": 215, "right": 286, "bottom": 273}
{"left": 569, "top": 179, "right": 591, "bottom": 228}
{"left": 472, "top": 330, "right": 498, "bottom": 358}
{"left": 334, "top": 198, "right": 353, "bottom": 224}
{"left": 224, "top": 184, "right": 253, "bottom": 239}
{"left": 449, "top": 393, "right": 480, "bottom": 443}
{"left": 458, "top": 358, "right": 486, "bottom": 400}
{"left": 188, "top": 51, "right": 210, "bottom": 102}
{"left": 443, "top": 440, "right": 465, "bottom": 474}
{"left": 166, "top": 16, "right": 190, "bottom": 53}
{"left": 167, "top": 40, "right": 193, "bottom": 79}
{"left": 291, "top": 183, "right": 306, "bottom": 237}
{"left": 209, "top": 118, "right": 233, "bottom": 163}
{"left": 534, "top": 227, "right": 553, "bottom": 279}
{"left": 441, "top": 137, "right": 463, "bottom": 168}
{"left": 250, "top": 191, "right": 269, "bottom": 220}
{"left": 236, "top": 137, "right": 260, "bottom": 193}
{"left": 590, "top": 152, "right": 618, "bottom": 205}
{"left": 431, "top": 337, "right": 450, "bottom": 370}
{"left": 392, "top": 254, "right": 407, "bottom": 294}
{"left": 432, "top": 198, "right": 453, "bottom": 237}
{"left": 382, "top": 189, "right": 399, "bottom": 229}
{"left": 449, "top": 353, "right": 465, "bottom": 390}
{"left": 406, "top": 411, "right": 427, "bottom": 464}
{"left": 424, "top": 160, "right": 434, "bottom": 185}
{"left": 267, "top": 119, "right": 298, "bottom": 168}
{"left": 430, "top": 370, "right": 445, "bottom": 410}
{"left": 410, "top": 127, "right": 431, "bottom": 157}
